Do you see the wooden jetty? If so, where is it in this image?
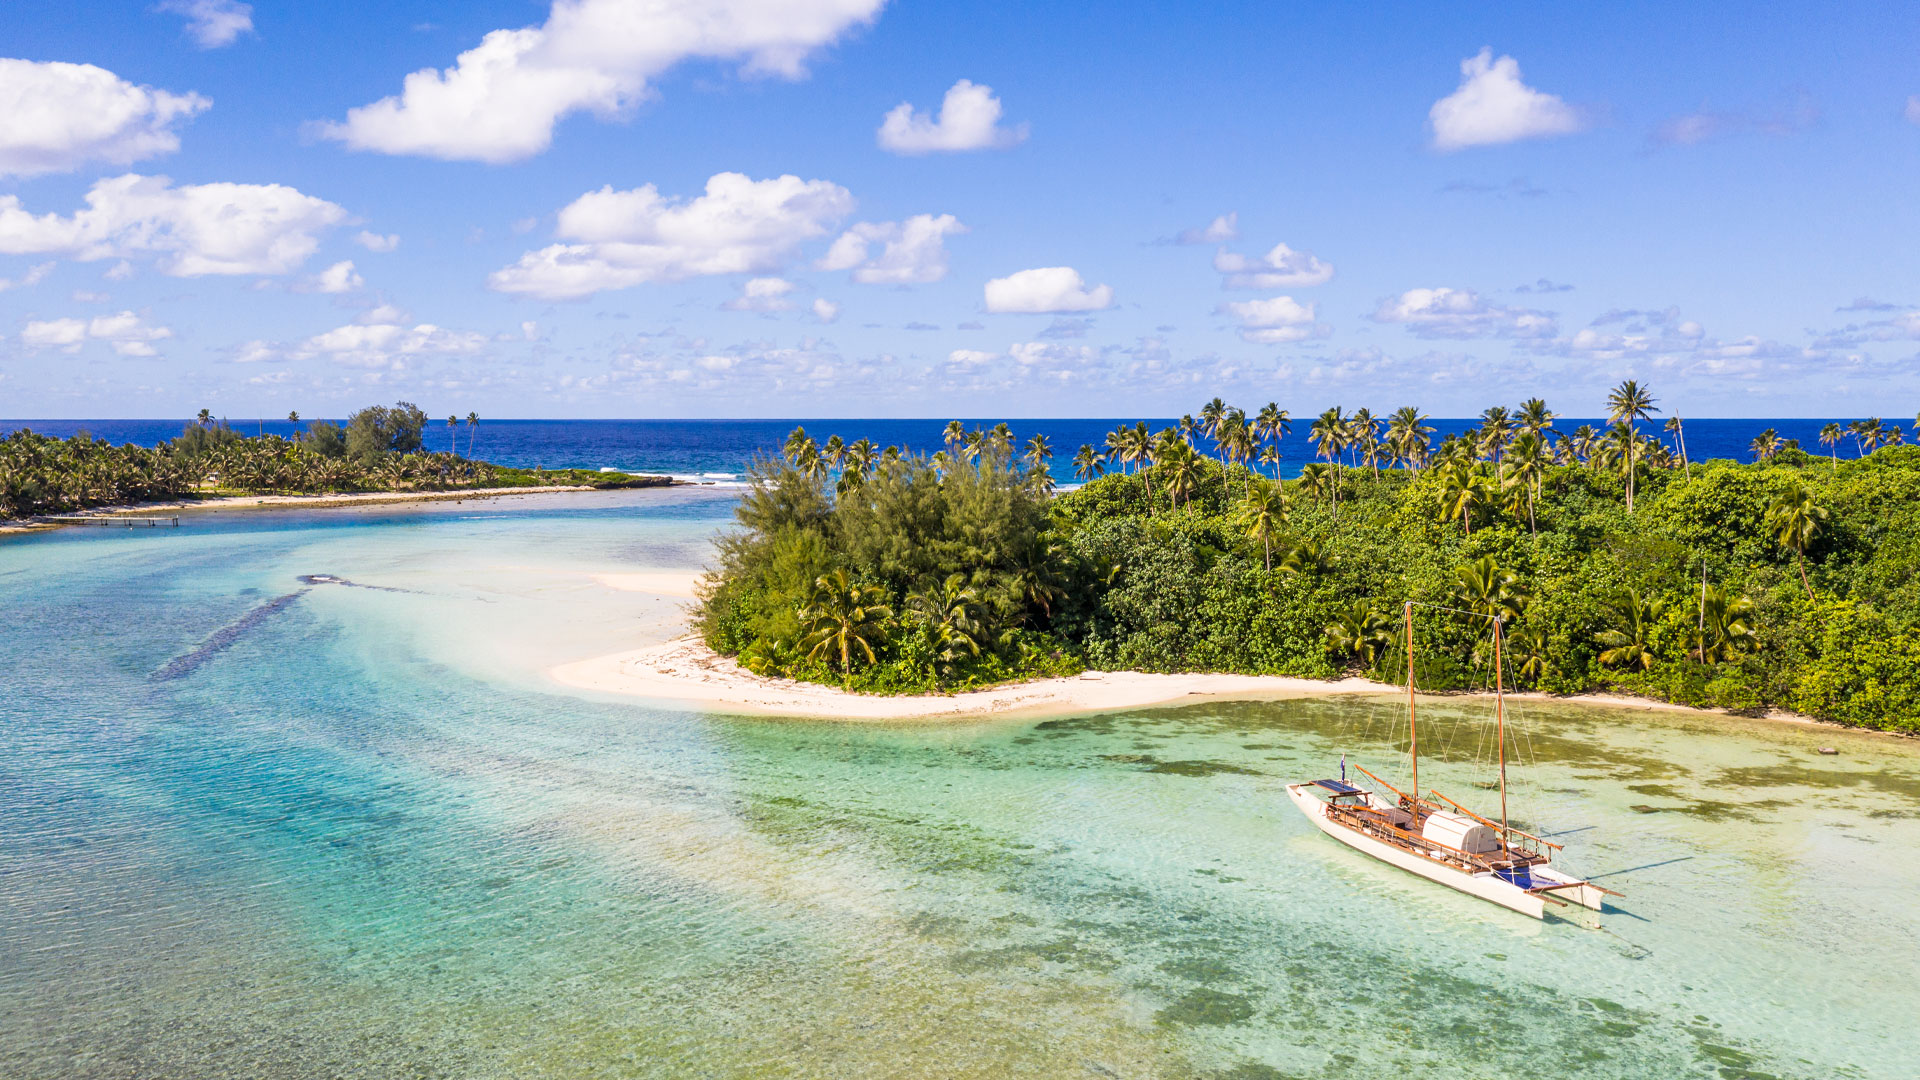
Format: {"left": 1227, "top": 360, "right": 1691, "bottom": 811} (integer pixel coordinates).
{"left": 41, "top": 515, "right": 179, "bottom": 528}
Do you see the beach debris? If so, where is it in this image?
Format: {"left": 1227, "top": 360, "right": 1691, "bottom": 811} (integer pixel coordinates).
{"left": 1817, "top": 747, "right": 1839, "bottom": 755}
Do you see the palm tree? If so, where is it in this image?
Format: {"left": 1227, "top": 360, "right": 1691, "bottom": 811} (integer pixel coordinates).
{"left": 1437, "top": 462, "right": 1487, "bottom": 536}
{"left": 446, "top": 415, "right": 458, "bottom": 455}
{"left": 1386, "top": 406, "right": 1433, "bottom": 472}
{"left": 838, "top": 438, "right": 878, "bottom": 494}
{"left": 1505, "top": 430, "right": 1548, "bottom": 536}
{"left": 1274, "top": 534, "right": 1327, "bottom": 576}
{"left": 822, "top": 434, "right": 847, "bottom": 469}
{"left": 1766, "top": 481, "right": 1828, "bottom": 597}
{"left": 798, "top": 570, "right": 894, "bottom": 679}
{"left": 1851, "top": 418, "right": 1885, "bottom": 457}
{"left": 1663, "top": 416, "right": 1689, "bottom": 480}
{"left": 1308, "top": 407, "right": 1346, "bottom": 515}
{"left": 1199, "top": 398, "right": 1228, "bottom": 446}
{"left": 1477, "top": 406, "right": 1514, "bottom": 479}
{"left": 1236, "top": 478, "right": 1290, "bottom": 570}
{"left": 1750, "top": 429, "right": 1782, "bottom": 462}
{"left": 1177, "top": 414, "right": 1198, "bottom": 446}
{"left": 1023, "top": 433, "right": 1053, "bottom": 470}
{"left": 1325, "top": 601, "right": 1394, "bottom": 668}
{"left": 1255, "top": 402, "right": 1291, "bottom": 454}
{"left": 1689, "top": 586, "right": 1757, "bottom": 664}
{"left": 1452, "top": 555, "right": 1529, "bottom": 624}
{"left": 907, "top": 572, "right": 988, "bottom": 677}
{"left": 196, "top": 408, "right": 212, "bottom": 427}
{"left": 1508, "top": 624, "right": 1549, "bottom": 688}
{"left": 1516, "top": 397, "right": 1556, "bottom": 437}
{"left": 1161, "top": 439, "right": 1203, "bottom": 511}
{"left": 783, "top": 426, "right": 813, "bottom": 463}
{"left": 1348, "top": 408, "right": 1382, "bottom": 477}
{"left": 1072, "top": 444, "right": 1105, "bottom": 482}
{"left": 943, "top": 420, "right": 967, "bottom": 452}
{"left": 1817, "top": 423, "right": 1843, "bottom": 468}
{"left": 1596, "top": 587, "right": 1665, "bottom": 670}
{"left": 287, "top": 410, "right": 300, "bottom": 425}
{"left": 1258, "top": 445, "right": 1280, "bottom": 479}
{"left": 1295, "top": 463, "right": 1330, "bottom": 505}
{"left": 1605, "top": 380, "right": 1658, "bottom": 512}
{"left": 466, "top": 412, "right": 479, "bottom": 457}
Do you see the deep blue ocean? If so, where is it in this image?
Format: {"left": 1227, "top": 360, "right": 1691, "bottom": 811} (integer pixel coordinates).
{"left": 0, "top": 416, "right": 1880, "bottom": 482}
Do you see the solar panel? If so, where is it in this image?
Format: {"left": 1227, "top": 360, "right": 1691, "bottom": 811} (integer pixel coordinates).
{"left": 1313, "top": 778, "right": 1365, "bottom": 794}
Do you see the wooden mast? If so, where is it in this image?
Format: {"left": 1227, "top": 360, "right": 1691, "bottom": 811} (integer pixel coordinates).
{"left": 1405, "top": 601, "right": 1417, "bottom": 804}
{"left": 1493, "top": 616, "right": 1508, "bottom": 837}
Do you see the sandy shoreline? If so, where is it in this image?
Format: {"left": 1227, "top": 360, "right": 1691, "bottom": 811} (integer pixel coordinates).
{"left": 0, "top": 484, "right": 650, "bottom": 535}
{"left": 550, "top": 634, "right": 1404, "bottom": 720}
{"left": 550, "top": 571, "right": 1865, "bottom": 729}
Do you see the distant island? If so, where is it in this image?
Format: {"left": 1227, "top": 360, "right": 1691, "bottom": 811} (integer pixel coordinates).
{"left": 698, "top": 383, "right": 1920, "bottom": 733}
{"left": 0, "top": 401, "right": 670, "bottom": 521}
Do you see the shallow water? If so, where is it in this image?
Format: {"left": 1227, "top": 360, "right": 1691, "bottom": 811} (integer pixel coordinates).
{"left": 3, "top": 490, "right": 1915, "bottom": 1079}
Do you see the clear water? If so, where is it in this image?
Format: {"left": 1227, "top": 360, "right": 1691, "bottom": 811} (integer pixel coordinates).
{"left": 3, "top": 490, "right": 1915, "bottom": 1079}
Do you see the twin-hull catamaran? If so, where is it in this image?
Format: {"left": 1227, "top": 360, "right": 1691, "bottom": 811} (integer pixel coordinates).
{"left": 1289, "top": 603, "right": 1615, "bottom": 920}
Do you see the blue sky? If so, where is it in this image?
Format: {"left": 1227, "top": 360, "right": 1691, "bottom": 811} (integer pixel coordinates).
{"left": 2, "top": 0, "right": 1918, "bottom": 419}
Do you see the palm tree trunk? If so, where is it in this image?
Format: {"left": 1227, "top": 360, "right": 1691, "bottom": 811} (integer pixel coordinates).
{"left": 1797, "top": 550, "right": 1810, "bottom": 598}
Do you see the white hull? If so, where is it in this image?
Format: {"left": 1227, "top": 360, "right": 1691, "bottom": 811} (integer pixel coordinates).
{"left": 1287, "top": 784, "right": 1604, "bottom": 919}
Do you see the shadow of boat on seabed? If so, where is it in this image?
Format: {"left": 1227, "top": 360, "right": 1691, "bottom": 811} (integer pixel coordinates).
{"left": 149, "top": 574, "right": 420, "bottom": 681}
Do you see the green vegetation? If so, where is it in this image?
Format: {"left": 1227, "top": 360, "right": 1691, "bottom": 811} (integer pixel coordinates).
{"left": 1, "top": 402, "right": 665, "bottom": 519}
{"left": 701, "top": 391, "right": 1920, "bottom": 732}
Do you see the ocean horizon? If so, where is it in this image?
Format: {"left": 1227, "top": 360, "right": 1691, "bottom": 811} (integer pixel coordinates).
{"left": 0, "top": 416, "right": 1887, "bottom": 484}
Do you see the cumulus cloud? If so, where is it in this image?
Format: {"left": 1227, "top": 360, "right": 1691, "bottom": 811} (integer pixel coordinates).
{"left": 876, "top": 79, "right": 1026, "bottom": 154}
{"left": 983, "top": 266, "right": 1112, "bottom": 314}
{"left": 355, "top": 230, "right": 400, "bottom": 252}
{"left": 489, "top": 172, "right": 852, "bottom": 299}
{"left": 1175, "top": 212, "right": 1237, "bottom": 245}
{"left": 947, "top": 348, "right": 998, "bottom": 367}
{"left": 157, "top": 0, "right": 254, "bottom": 49}
{"left": 0, "top": 173, "right": 346, "bottom": 276}
{"left": 313, "top": 260, "right": 362, "bottom": 293}
{"left": 0, "top": 60, "right": 209, "bottom": 177}
{"left": 722, "top": 276, "right": 795, "bottom": 312}
{"left": 293, "top": 314, "right": 487, "bottom": 368}
{"left": 1219, "top": 295, "right": 1327, "bottom": 344}
{"left": 1373, "top": 287, "right": 1556, "bottom": 339}
{"left": 811, "top": 297, "right": 839, "bottom": 323}
{"left": 317, "top": 0, "right": 886, "bottom": 163}
{"left": 0, "top": 262, "right": 53, "bottom": 292}
{"left": 1429, "top": 48, "right": 1583, "bottom": 151}
{"left": 21, "top": 310, "right": 172, "bottom": 356}
{"left": 816, "top": 213, "right": 965, "bottom": 284}
{"left": 1213, "top": 242, "right": 1333, "bottom": 289}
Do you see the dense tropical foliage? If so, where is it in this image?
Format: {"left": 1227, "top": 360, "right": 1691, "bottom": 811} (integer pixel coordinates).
{"left": 1, "top": 402, "right": 661, "bottom": 519}
{"left": 701, "top": 389, "right": 1920, "bottom": 732}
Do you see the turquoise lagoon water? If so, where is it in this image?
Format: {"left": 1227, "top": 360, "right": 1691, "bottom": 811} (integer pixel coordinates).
{"left": 3, "top": 489, "right": 1917, "bottom": 1079}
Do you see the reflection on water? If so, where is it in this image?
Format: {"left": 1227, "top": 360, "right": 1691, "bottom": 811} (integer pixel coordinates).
{"left": 2, "top": 489, "right": 1914, "bottom": 1078}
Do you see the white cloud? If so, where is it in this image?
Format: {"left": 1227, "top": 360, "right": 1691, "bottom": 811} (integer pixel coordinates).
{"left": 0, "top": 173, "right": 346, "bottom": 276}
{"left": 817, "top": 213, "right": 965, "bottom": 284}
{"left": 876, "top": 79, "right": 1026, "bottom": 154}
{"left": 1429, "top": 48, "right": 1583, "bottom": 151}
{"left": 1373, "top": 286, "right": 1556, "bottom": 339}
{"left": 947, "top": 348, "right": 999, "bottom": 367}
{"left": 983, "top": 266, "right": 1113, "bottom": 313}
{"left": 1219, "top": 295, "right": 1327, "bottom": 344}
{"left": 157, "top": 0, "right": 254, "bottom": 49}
{"left": 0, "top": 60, "right": 209, "bottom": 177}
{"left": 313, "top": 260, "right": 363, "bottom": 293}
{"left": 1906, "top": 96, "right": 1920, "bottom": 126}
{"left": 489, "top": 172, "right": 852, "bottom": 299}
{"left": 354, "top": 230, "right": 400, "bottom": 252}
{"left": 811, "top": 297, "right": 839, "bottom": 323}
{"left": 1212, "top": 242, "right": 1333, "bottom": 289}
{"left": 21, "top": 310, "right": 171, "bottom": 356}
{"left": 722, "top": 276, "right": 795, "bottom": 312}
{"left": 317, "top": 0, "right": 886, "bottom": 163}
{"left": 0, "top": 262, "right": 53, "bottom": 292}
{"left": 1175, "top": 212, "right": 1237, "bottom": 245}
{"left": 233, "top": 339, "right": 276, "bottom": 363}
{"left": 295, "top": 317, "right": 487, "bottom": 368}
